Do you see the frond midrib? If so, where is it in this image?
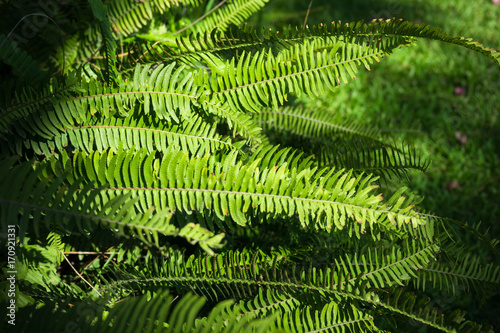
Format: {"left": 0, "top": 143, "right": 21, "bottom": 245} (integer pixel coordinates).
{"left": 67, "top": 90, "right": 198, "bottom": 102}
{"left": 98, "top": 185, "right": 423, "bottom": 225}
{"left": 96, "top": 270, "right": 452, "bottom": 331}
{"left": 70, "top": 124, "right": 232, "bottom": 147}
{"left": 422, "top": 267, "right": 499, "bottom": 283}
{"left": 0, "top": 198, "right": 165, "bottom": 233}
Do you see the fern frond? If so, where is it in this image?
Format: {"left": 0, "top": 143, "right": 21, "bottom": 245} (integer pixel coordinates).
{"left": 0, "top": 158, "right": 224, "bottom": 252}
{"left": 1, "top": 63, "right": 198, "bottom": 138}
{"left": 0, "top": 34, "right": 45, "bottom": 83}
{"left": 11, "top": 112, "right": 234, "bottom": 157}
{"left": 46, "top": 147, "right": 433, "bottom": 240}
{"left": 416, "top": 253, "right": 500, "bottom": 296}
{"left": 257, "top": 106, "right": 429, "bottom": 179}
{"left": 89, "top": 0, "right": 119, "bottom": 84}
{"left": 16, "top": 289, "right": 277, "bottom": 332}
{"left": 107, "top": 0, "right": 182, "bottom": 37}
{"left": 95, "top": 245, "right": 458, "bottom": 331}
{"left": 202, "top": 100, "right": 264, "bottom": 145}
{"left": 377, "top": 288, "right": 492, "bottom": 333}
{"left": 204, "top": 36, "right": 393, "bottom": 112}
{"left": 99, "top": 244, "right": 437, "bottom": 300}
{"left": 320, "top": 139, "right": 430, "bottom": 180}
{"left": 123, "top": 18, "right": 500, "bottom": 77}
{"left": 238, "top": 289, "right": 378, "bottom": 332}
{"left": 422, "top": 213, "right": 500, "bottom": 257}
{"left": 0, "top": 75, "right": 77, "bottom": 134}
{"left": 183, "top": 0, "right": 270, "bottom": 35}
{"left": 258, "top": 106, "right": 384, "bottom": 145}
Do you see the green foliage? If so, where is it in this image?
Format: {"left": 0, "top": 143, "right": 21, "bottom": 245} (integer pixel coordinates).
{"left": 1, "top": 0, "right": 499, "bottom": 332}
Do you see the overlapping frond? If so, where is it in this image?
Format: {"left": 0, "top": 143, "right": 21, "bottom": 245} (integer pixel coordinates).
{"left": 377, "top": 288, "right": 490, "bottom": 333}
{"left": 257, "top": 106, "right": 429, "bottom": 179}
{"left": 204, "top": 38, "right": 390, "bottom": 112}
{"left": 0, "top": 34, "right": 45, "bottom": 83}
{"left": 44, "top": 147, "right": 433, "bottom": 240}
{"left": 107, "top": 0, "right": 191, "bottom": 37}
{"left": 416, "top": 253, "right": 500, "bottom": 296}
{"left": 184, "top": 0, "right": 270, "bottom": 35}
{"left": 1, "top": 63, "right": 199, "bottom": 138}
{"left": 258, "top": 106, "right": 383, "bottom": 145}
{"left": 10, "top": 112, "right": 234, "bottom": 157}
{"left": 95, "top": 245, "right": 472, "bottom": 330}
{"left": 89, "top": 0, "right": 119, "bottom": 84}
{"left": 320, "top": 139, "right": 430, "bottom": 180}
{"left": 16, "top": 289, "right": 277, "bottom": 332}
{"left": 125, "top": 17, "right": 500, "bottom": 72}
{"left": 0, "top": 158, "right": 225, "bottom": 252}
{"left": 97, "top": 244, "right": 437, "bottom": 300}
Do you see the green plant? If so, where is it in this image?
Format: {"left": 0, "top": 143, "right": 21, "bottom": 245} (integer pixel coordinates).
{"left": 1, "top": 0, "right": 500, "bottom": 332}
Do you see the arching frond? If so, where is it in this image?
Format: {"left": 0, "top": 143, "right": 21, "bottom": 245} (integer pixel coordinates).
{"left": 183, "top": 0, "right": 270, "bottom": 35}
{"left": 0, "top": 63, "right": 198, "bottom": 137}
{"left": 319, "top": 139, "right": 430, "bottom": 180}
{"left": 0, "top": 158, "right": 225, "bottom": 252}
{"left": 0, "top": 34, "right": 45, "bottom": 83}
{"left": 125, "top": 18, "right": 500, "bottom": 72}
{"left": 257, "top": 106, "right": 429, "bottom": 180}
{"left": 43, "top": 147, "right": 432, "bottom": 240}
{"left": 16, "top": 289, "right": 277, "bottom": 332}
{"left": 107, "top": 0, "right": 193, "bottom": 37}
{"left": 258, "top": 106, "right": 384, "bottom": 145}
{"left": 416, "top": 253, "right": 500, "bottom": 296}
{"left": 204, "top": 35, "right": 397, "bottom": 112}
{"left": 95, "top": 245, "right": 488, "bottom": 332}
{"left": 89, "top": 0, "right": 119, "bottom": 84}
{"left": 9, "top": 112, "right": 234, "bottom": 158}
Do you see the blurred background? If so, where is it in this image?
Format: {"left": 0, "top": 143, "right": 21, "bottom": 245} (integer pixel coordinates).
{"left": 250, "top": 0, "right": 500, "bottom": 330}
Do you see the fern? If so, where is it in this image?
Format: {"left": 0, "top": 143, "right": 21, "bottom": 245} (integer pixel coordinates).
{"left": 1, "top": 1, "right": 499, "bottom": 332}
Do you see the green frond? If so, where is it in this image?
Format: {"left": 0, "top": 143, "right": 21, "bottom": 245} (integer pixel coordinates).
{"left": 0, "top": 158, "right": 224, "bottom": 252}
{"left": 44, "top": 147, "right": 432, "bottom": 240}
{"left": 1, "top": 63, "right": 198, "bottom": 137}
{"left": 107, "top": 0, "right": 183, "bottom": 37}
{"left": 11, "top": 112, "right": 234, "bottom": 158}
{"left": 89, "top": 0, "right": 119, "bottom": 84}
{"left": 257, "top": 106, "right": 429, "bottom": 179}
{"left": 276, "top": 301, "right": 377, "bottom": 332}
{"left": 377, "top": 288, "right": 492, "bottom": 333}
{"left": 202, "top": 100, "right": 264, "bottom": 145}
{"left": 416, "top": 253, "right": 500, "bottom": 296}
{"left": 46, "top": 229, "right": 65, "bottom": 265}
{"left": 183, "top": 0, "right": 270, "bottom": 35}
{"left": 0, "top": 34, "right": 45, "bottom": 83}
{"left": 320, "top": 139, "right": 430, "bottom": 180}
{"left": 16, "top": 289, "right": 278, "bottom": 332}
{"left": 243, "top": 143, "right": 315, "bottom": 173}
{"left": 258, "top": 106, "right": 384, "bottom": 145}
{"left": 202, "top": 28, "right": 406, "bottom": 112}
{"left": 94, "top": 246, "right": 448, "bottom": 330}
{"left": 100, "top": 245, "right": 434, "bottom": 301}
{"left": 424, "top": 213, "right": 500, "bottom": 257}
{"left": 366, "top": 18, "right": 500, "bottom": 66}
{"left": 240, "top": 289, "right": 378, "bottom": 332}
{"left": 123, "top": 17, "right": 500, "bottom": 75}
{"left": 0, "top": 75, "right": 77, "bottom": 134}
